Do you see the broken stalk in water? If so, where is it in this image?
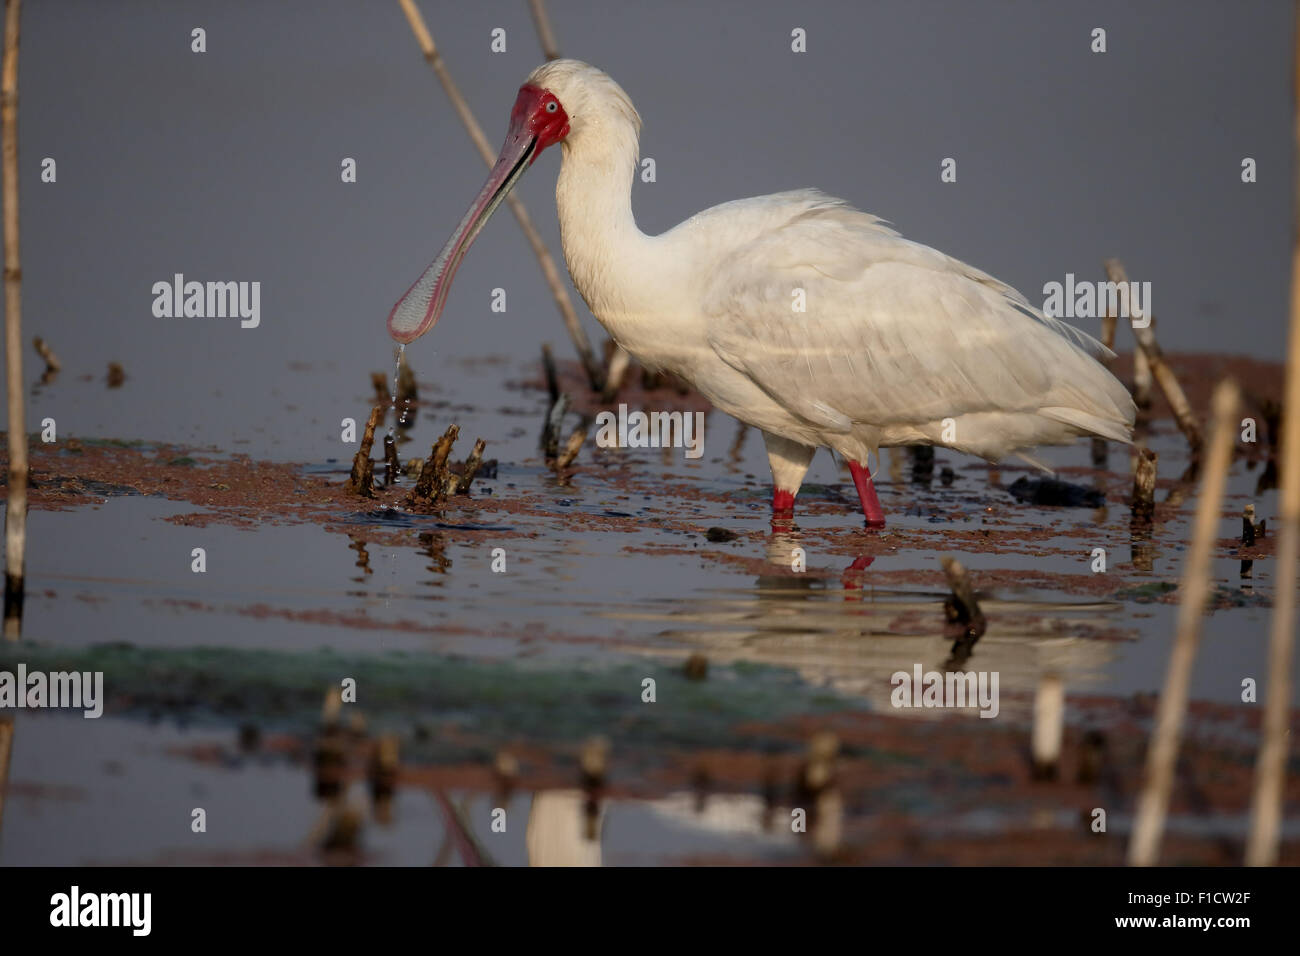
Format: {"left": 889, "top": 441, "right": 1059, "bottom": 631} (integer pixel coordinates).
{"left": 31, "top": 335, "right": 58, "bottom": 381}
{"left": 553, "top": 427, "right": 586, "bottom": 473}
{"left": 1031, "top": 674, "right": 1065, "bottom": 781}
{"left": 1131, "top": 446, "right": 1158, "bottom": 525}
{"left": 1106, "top": 259, "right": 1200, "bottom": 455}
{"left": 1092, "top": 277, "right": 1119, "bottom": 467}
{"left": 347, "top": 404, "right": 384, "bottom": 498}
{"left": 941, "top": 556, "right": 986, "bottom": 667}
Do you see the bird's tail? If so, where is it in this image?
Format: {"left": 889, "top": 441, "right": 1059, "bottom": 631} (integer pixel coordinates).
{"left": 1040, "top": 405, "right": 1133, "bottom": 444}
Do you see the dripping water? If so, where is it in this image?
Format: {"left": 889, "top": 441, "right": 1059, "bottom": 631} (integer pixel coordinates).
{"left": 386, "top": 344, "right": 411, "bottom": 485}
{"left": 386, "top": 346, "right": 406, "bottom": 606}
{"left": 387, "top": 345, "right": 403, "bottom": 438}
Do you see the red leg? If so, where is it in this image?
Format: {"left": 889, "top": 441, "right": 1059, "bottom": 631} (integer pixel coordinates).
{"left": 847, "top": 459, "right": 886, "bottom": 528}
{"left": 772, "top": 488, "right": 796, "bottom": 513}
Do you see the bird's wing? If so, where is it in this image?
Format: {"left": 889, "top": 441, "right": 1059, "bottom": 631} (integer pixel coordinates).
{"left": 702, "top": 191, "right": 1131, "bottom": 439}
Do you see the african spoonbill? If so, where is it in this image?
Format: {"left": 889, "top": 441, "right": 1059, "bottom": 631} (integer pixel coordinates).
{"left": 388, "top": 60, "right": 1136, "bottom": 527}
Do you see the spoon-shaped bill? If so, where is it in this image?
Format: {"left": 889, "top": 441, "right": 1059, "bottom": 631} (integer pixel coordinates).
{"left": 387, "top": 130, "right": 537, "bottom": 344}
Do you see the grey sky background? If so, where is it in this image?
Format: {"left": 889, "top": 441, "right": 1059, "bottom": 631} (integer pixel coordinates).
{"left": 0, "top": 0, "right": 1291, "bottom": 460}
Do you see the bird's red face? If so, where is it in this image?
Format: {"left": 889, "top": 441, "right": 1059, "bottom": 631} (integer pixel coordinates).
{"left": 511, "top": 84, "right": 571, "bottom": 154}
{"left": 388, "top": 84, "right": 570, "bottom": 344}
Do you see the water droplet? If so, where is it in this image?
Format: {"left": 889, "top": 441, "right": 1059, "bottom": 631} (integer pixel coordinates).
{"left": 387, "top": 345, "right": 405, "bottom": 441}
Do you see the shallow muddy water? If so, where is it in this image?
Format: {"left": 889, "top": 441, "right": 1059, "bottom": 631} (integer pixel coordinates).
{"left": 2, "top": 349, "right": 1296, "bottom": 866}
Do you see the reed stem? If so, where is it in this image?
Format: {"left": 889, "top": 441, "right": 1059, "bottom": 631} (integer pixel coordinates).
{"left": 1245, "top": 1, "right": 1300, "bottom": 866}
{"left": 1128, "top": 379, "right": 1239, "bottom": 866}
{"left": 526, "top": 0, "right": 562, "bottom": 61}
{"left": 2, "top": 0, "right": 24, "bottom": 641}
{"left": 0, "top": 717, "right": 12, "bottom": 840}
{"left": 1104, "top": 259, "right": 1201, "bottom": 455}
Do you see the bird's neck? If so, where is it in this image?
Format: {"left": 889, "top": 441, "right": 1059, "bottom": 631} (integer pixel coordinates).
{"left": 554, "top": 124, "right": 652, "bottom": 324}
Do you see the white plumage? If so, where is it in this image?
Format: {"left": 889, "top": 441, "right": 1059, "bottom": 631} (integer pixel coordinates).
{"left": 391, "top": 59, "right": 1136, "bottom": 525}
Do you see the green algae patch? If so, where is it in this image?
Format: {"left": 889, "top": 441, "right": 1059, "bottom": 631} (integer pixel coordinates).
{"left": 0, "top": 642, "right": 857, "bottom": 762}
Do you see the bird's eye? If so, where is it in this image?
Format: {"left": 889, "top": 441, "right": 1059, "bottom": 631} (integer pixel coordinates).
{"left": 546, "top": 101, "right": 558, "bottom": 113}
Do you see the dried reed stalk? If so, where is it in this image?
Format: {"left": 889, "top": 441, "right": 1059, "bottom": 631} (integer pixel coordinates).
{"left": 1245, "top": 2, "right": 1300, "bottom": 866}
{"left": 526, "top": 0, "right": 561, "bottom": 61}
{"left": 2, "top": 0, "right": 24, "bottom": 640}
{"left": 1128, "top": 379, "right": 1239, "bottom": 866}
{"left": 1104, "top": 259, "right": 1201, "bottom": 454}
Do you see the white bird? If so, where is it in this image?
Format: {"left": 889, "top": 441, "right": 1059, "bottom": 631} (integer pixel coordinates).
{"left": 389, "top": 60, "right": 1135, "bottom": 527}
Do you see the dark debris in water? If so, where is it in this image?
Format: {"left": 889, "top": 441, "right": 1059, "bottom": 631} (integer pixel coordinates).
{"left": 1111, "top": 580, "right": 1270, "bottom": 610}
{"left": 341, "top": 508, "right": 513, "bottom": 533}
{"left": 1112, "top": 581, "right": 1179, "bottom": 603}
{"left": 1205, "top": 585, "right": 1271, "bottom": 610}
{"left": 1006, "top": 475, "right": 1105, "bottom": 508}
{"left": 30, "top": 475, "right": 148, "bottom": 498}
